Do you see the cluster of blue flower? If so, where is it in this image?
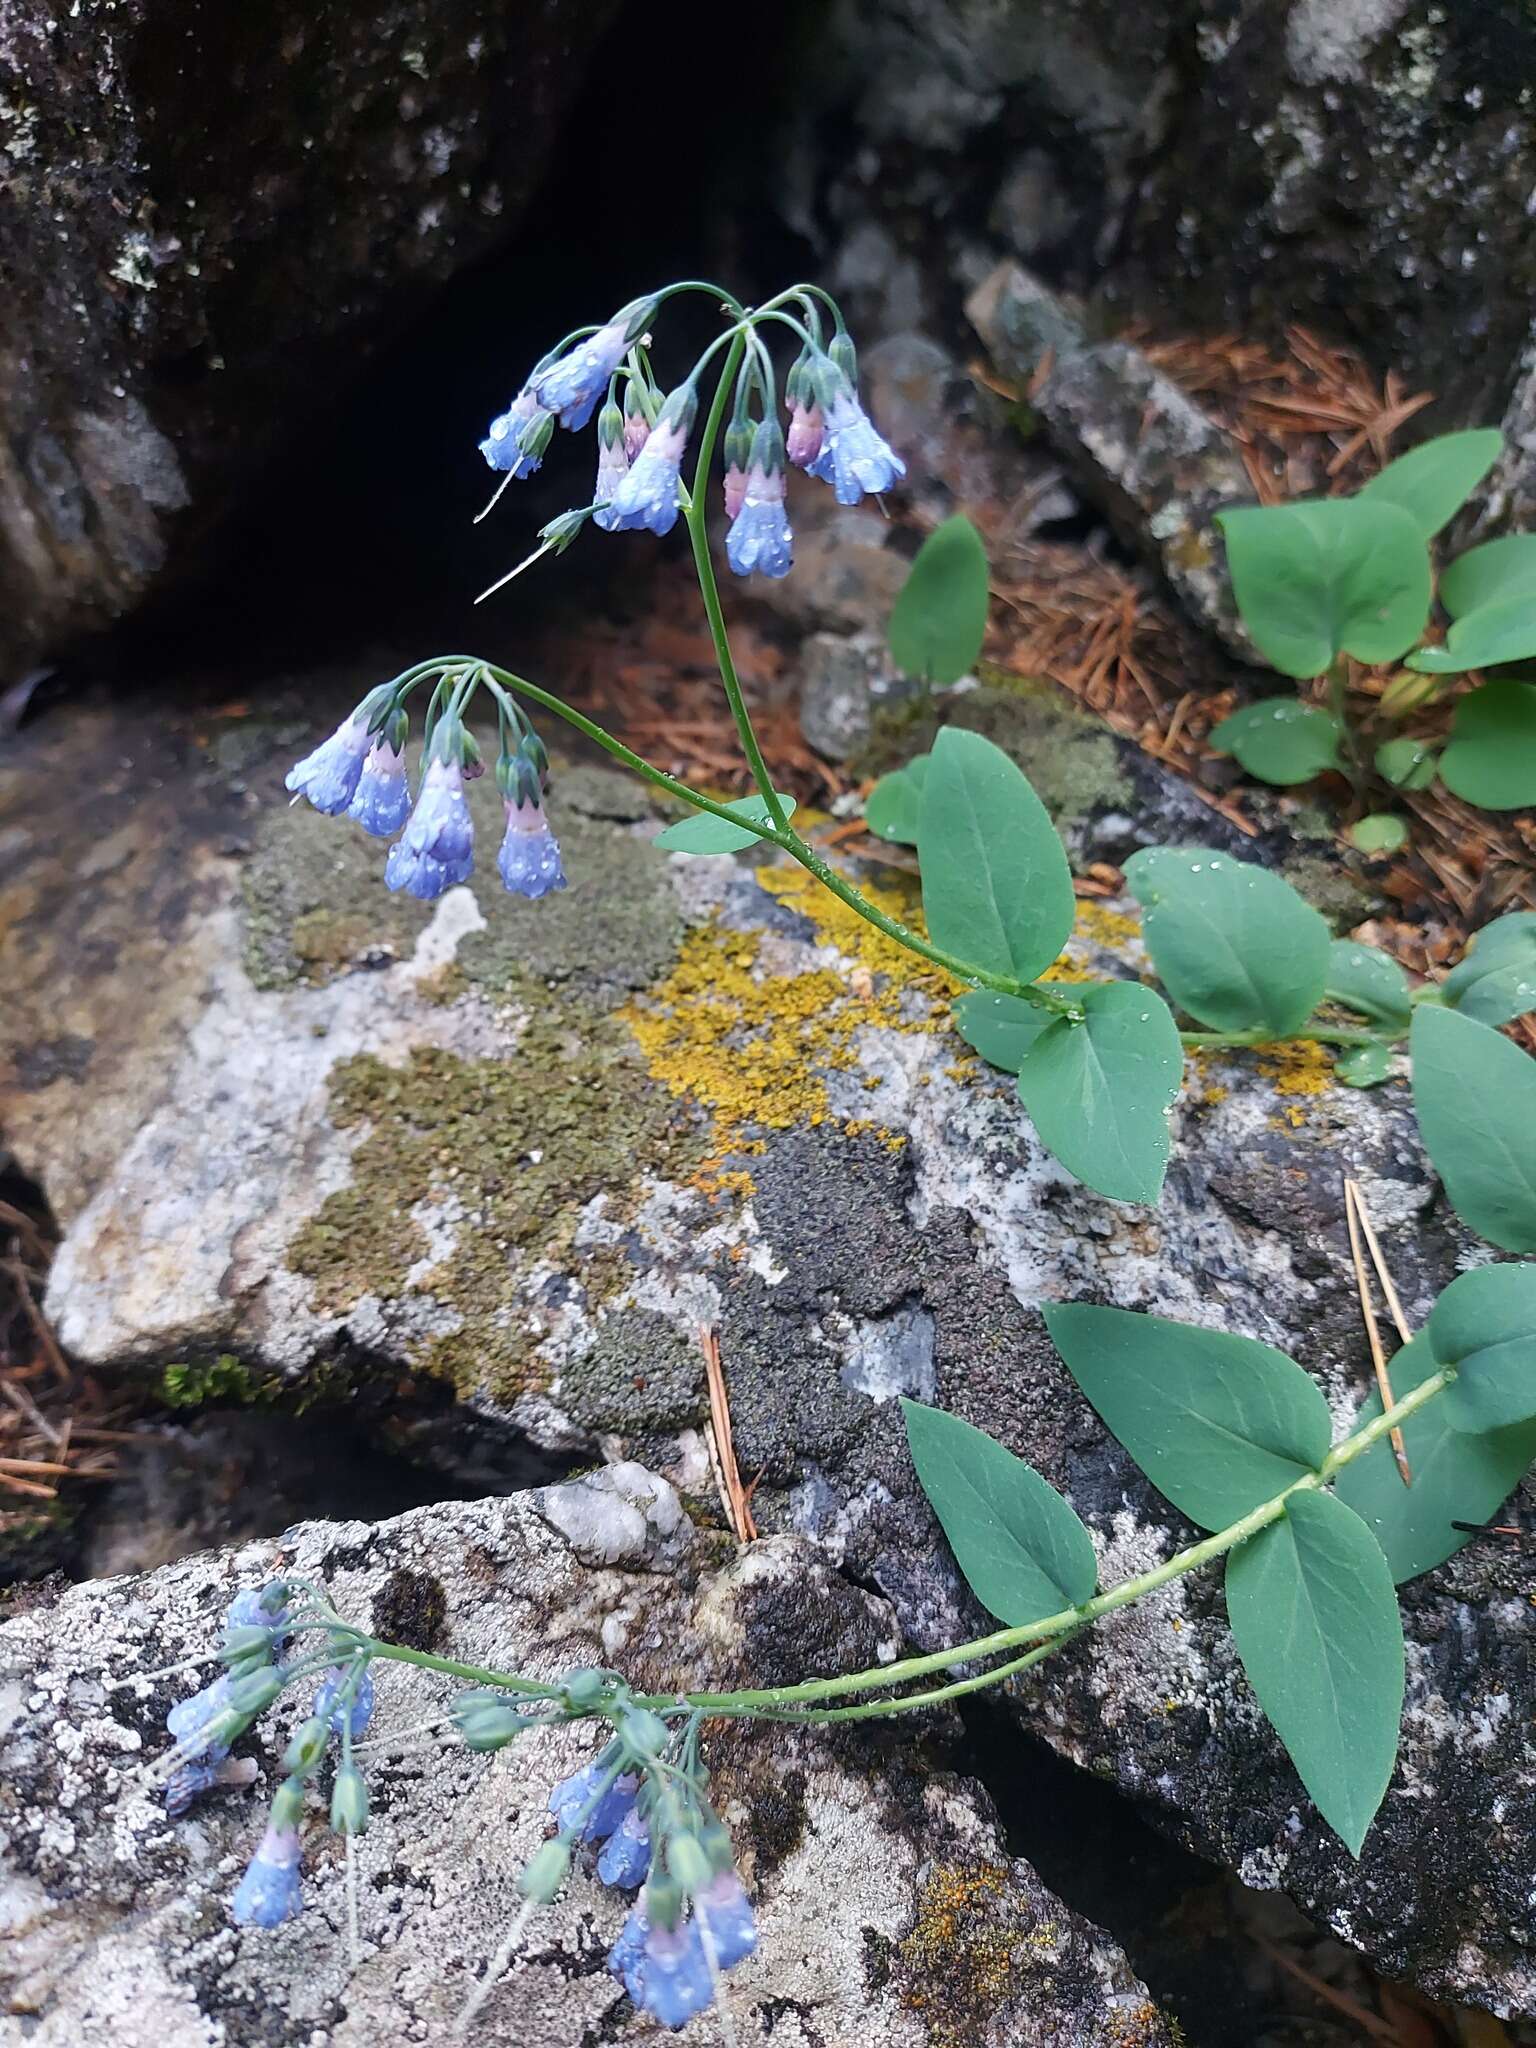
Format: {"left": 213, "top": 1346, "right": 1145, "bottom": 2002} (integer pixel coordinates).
{"left": 284, "top": 671, "right": 566, "bottom": 904}
{"left": 479, "top": 286, "right": 905, "bottom": 580}
{"left": 160, "top": 1579, "right": 374, "bottom": 1929}
{"left": 547, "top": 1736, "right": 757, "bottom": 2027}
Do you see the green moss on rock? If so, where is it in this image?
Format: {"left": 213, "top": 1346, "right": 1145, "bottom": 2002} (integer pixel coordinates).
{"left": 287, "top": 1006, "right": 701, "bottom": 1403}
{"left": 857, "top": 675, "right": 1132, "bottom": 827}
{"left": 557, "top": 1307, "right": 705, "bottom": 1435}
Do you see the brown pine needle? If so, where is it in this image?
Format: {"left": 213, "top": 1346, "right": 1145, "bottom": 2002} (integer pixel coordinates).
{"left": 1344, "top": 1179, "right": 1411, "bottom": 1487}
{"left": 1348, "top": 1186, "right": 1414, "bottom": 1347}
{"left": 700, "top": 1326, "right": 758, "bottom": 1544}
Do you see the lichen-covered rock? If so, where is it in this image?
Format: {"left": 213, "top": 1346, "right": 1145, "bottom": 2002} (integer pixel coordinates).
{"left": 2, "top": 677, "right": 1530, "bottom": 2012}
{"left": 0, "top": 1478, "right": 1177, "bottom": 2045}
{"left": 0, "top": 0, "right": 617, "bottom": 679}
{"left": 966, "top": 262, "right": 1257, "bottom": 656}
{"left": 790, "top": 1, "right": 1536, "bottom": 462}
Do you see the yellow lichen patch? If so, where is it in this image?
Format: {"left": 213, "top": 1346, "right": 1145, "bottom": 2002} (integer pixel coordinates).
{"left": 622, "top": 858, "right": 953, "bottom": 1178}
{"left": 1074, "top": 898, "right": 1142, "bottom": 950}
{"left": 897, "top": 1863, "right": 1027, "bottom": 2048}
{"left": 1258, "top": 1039, "right": 1335, "bottom": 1128}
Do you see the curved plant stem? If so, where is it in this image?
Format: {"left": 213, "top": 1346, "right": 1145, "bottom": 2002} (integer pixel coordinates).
{"left": 362, "top": 1369, "right": 1453, "bottom": 1720}
{"left": 1180, "top": 1024, "right": 1407, "bottom": 1052}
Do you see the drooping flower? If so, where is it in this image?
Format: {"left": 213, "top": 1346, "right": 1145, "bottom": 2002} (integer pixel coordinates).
{"left": 592, "top": 399, "right": 630, "bottom": 533}
{"left": 608, "top": 1903, "right": 650, "bottom": 1984}
{"left": 231, "top": 1822, "right": 304, "bottom": 1928}
{"left": 596, "top": 1803, "right": 652, "bottom": 1889}
{"left": 722, "top": 414, "right": 754, "bottom": 522}
{"left": 628, "top": 1920, "right": 715, "bottom": 2030}
{"left": 165, "top": 1754, "right": 258, "bottom": 1820}
{"left": 808, "top": 390, "right": 905, "bottom": 504}
{"left": 480, "top": 388, "right": 548, "bottom": 476}
{"left": 166, "top": 1674, "right": 233, "bottom": 1762}
{"left": 285, "top": 713, "right": 373, "bottom": 816}
{"left": 313, "top": 1665, "right": 376, "bottom": 1739}
{"left": 605, "top": 387, "right": 696, "bottom": 536}
{"left": 532, "top": 321, "right": 632, "bottom": 432}
{"left": 726, "top": 420, "right": 793, "bottom": 579}
{"left": 224, "top": 1584, "right": 292, "bottom": 1643}
{"left": 695, "top": 1867, "right": 757, "bottom": 1968}
{"left": 497, "top": 797, "right": 567, "bottom": 899}
{"left": 347, "top": 738, "right": 411, "bottom": 839}
{"left": 384, "top": 755, "right": 474, "bottom": 900}
{"left": 548, "top": 1763, "right": 639, "bottom": 1842}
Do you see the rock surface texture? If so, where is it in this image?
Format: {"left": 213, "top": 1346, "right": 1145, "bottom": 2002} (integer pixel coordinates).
{"left": 0, "top": 0, "right": 617, "bottom": 678}
{"left": 2, "top": 669, "right": 1532, "bottom": 2016}
{"left": 0, "top": 1477, "right": 1178, "bottom": 2045}
{"left": 797, "top": 0, "right": 1536, "bottom": 431}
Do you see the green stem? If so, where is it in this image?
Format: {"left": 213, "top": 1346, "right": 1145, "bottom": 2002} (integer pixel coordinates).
{"left": 1180, "top": 1024, "right": 1406, "bottom": 1052}
{"left": 681, "top": 331, "right": 789, "bottom": 834}
{"left": 645, "top": 1366, "right": 1454, "bottom": 1717}
{"left": 477, "top": 662, "right": 1077, "bottom": 1012}
{"left": 356, "top": 1369, "right": 1453, "bottom": 1723}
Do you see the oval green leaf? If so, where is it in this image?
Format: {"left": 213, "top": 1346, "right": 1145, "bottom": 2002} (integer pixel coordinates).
{"left": 1358, "top": 428, "right": 1502, "bottom": 540}
{"left": 1123, "top": 847, "right": 1330, "bottom": 1036}
{"left": 1441, "top": 533, "right": 1536, "bottom": 620}
{"left": 1209, "top": 700, "right": 1343, "bottom": 786}
{"left": 1349, "top": 813, "right": 1408, "bottom": 856}
{"left": 1427, "top": 1263, "right": 1536, "bottom": 1434}
{"left": 1014, "top": 983, "right": 1183, "bottom": 1205}
{"left": 889, "top": 515, "right": 991, "bottom": 686}
{"left": 1216, "top": 498, "right": 1432, "bottom": 678}
{"left": 918, "top": 728, "right": 1075, "bottom": 984}
{"left": 1411, "top": 1007, "right": 1536, "bottom": 1252}
{"left": 1042, "top": 1303, "right": 1332, "bottom": 1531}
{"left": 1441, "top": 911, "right": 1536, "bottom": 1027}
{"left": 901, "top": 1399, "right": 1098, "bottom": 1625}
{"left": 655, "top": 791, "right": 798, "bottom": 853}
{"left": 1336, "top": 1042, "right": 1396, "bottom": 1088}
{"left": 866, "top": 756, "right": 929, "bottom": 845}
{"left": 1373, "top": 737, "right": 1438, "bottom": 792}
{"left": 1409, "top": 599, "right": 1536, "bottom": 677}
{"left": 953, "top": 990, "right": 1050, "bottom": 1072}
{"left": 1226, "top": 1489, "right": 1404, "bottom": 1856}
{"left": 1324, "top": 940, "right": 1411, "bottom": 1027}
{"left": 1438, "top": 681, "right": 1536, "bottom": 809}
{"left": 1334, "top": 1332, "right": 1536, "bottom": 1583}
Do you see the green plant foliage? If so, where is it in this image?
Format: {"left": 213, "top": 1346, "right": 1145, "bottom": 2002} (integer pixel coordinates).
{"left": 654, "top": 791, "right": 798, "bottom": 853}
{"left": 1123, "top": 847, "right": 1330, "bottom": 1036}
{"left": 1323, "top": 940, "right": 1411, "bottom": 1028}
{"left": 1335, "top": 1042, "right": 1396, "bottom": 1087}
{"left": 1435, "top": 681, "right": 1536, "bottom": 808}
{"left": 1358, "top": 429, "right": 1502, "bottom": 540}
{"left": 1042, "top": 1304, "right": 1332, "bottom": 1531}
{"left": 918, "top": 728, "right": 1075, "bottom": 983}
{"left": 1349, "top": 813, "right": 1408, "bottom": 856}
{"left": 1441, "top": 911, "right": 1536, "bottom": 1026}
{"left": 1428, "top": 1263, "right": 1536, "bottom": 1433}
{"left": 1335, "top": 1333, "right": 1536, "bottom": 1583}
{"left": 1406, "top": 606, "right": 1536, "bottom": 676}
{"left": 1440, "top": 532, "right": 1536, "bottom": 618}
{"left": 888, "top": 515, "right": 992, "bottom": 685}
{"left": 952, "top": 990, "right": 1049, "bottom": 1070}
{"left": 1014, "top": 983, "right": 1183, "bottom": 1204}
{"left": 1411, "top": 1007, "right": 1536, "bottom": 1252}
{"left": 900, "top": 1399, "right": 1098, "bottom": 1624}
{"left": 1209, "top": 700, "right": 1343, "bottom": 785}
{"left": 1225, "top": 1488, "right": 1404, "bottom": 1856}
{"left": 158, "top": 1355, "right": 274, "bottom": 1408}
{"left": 864, "top": 755, "right": 929, "bottom": 845}
{"left": 1215, "top": 498, "right": 1432, "bottom": 678}
{"left": 1373, "top": 737, "right": 1437, "bottom": 791}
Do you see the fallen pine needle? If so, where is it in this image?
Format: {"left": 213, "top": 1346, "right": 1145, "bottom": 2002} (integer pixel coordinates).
{"left": 1344, "top": 1178, "right": 1410, "bottom": 1487}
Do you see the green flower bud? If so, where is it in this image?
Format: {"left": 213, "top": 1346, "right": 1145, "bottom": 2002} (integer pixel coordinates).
{"left": 227, "top": 1667, "right": 286, "bottom": 1719}
{"left": 829, "top": 329, "right": 858, "bottom": 386}
{"left": 561, "top": 1668, "right": 609, "bottom": 1712}
{"left": 282, "top": 1715, "right": 330, "bottom": 1778}
{"left": 450, "top": 1689, "right": 534, "bottom": 1753}
{"left": 668, "top": 1833, "right": 711, "bottom": 1894}
{"left": 269, "top": 1774, "right": 307, "bottom": 1831}
{"left": 616, "top": 1706, "right": 669, "bottom": 1762}
{"left": 642, "top": 1872, "right": 684, "bottom": 1931}
{"left": 519, "top": 1838, "right": 571, "bottom": 1904}
{"left": 331, "top": 1763, "right": 370, "bottom": 1837}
